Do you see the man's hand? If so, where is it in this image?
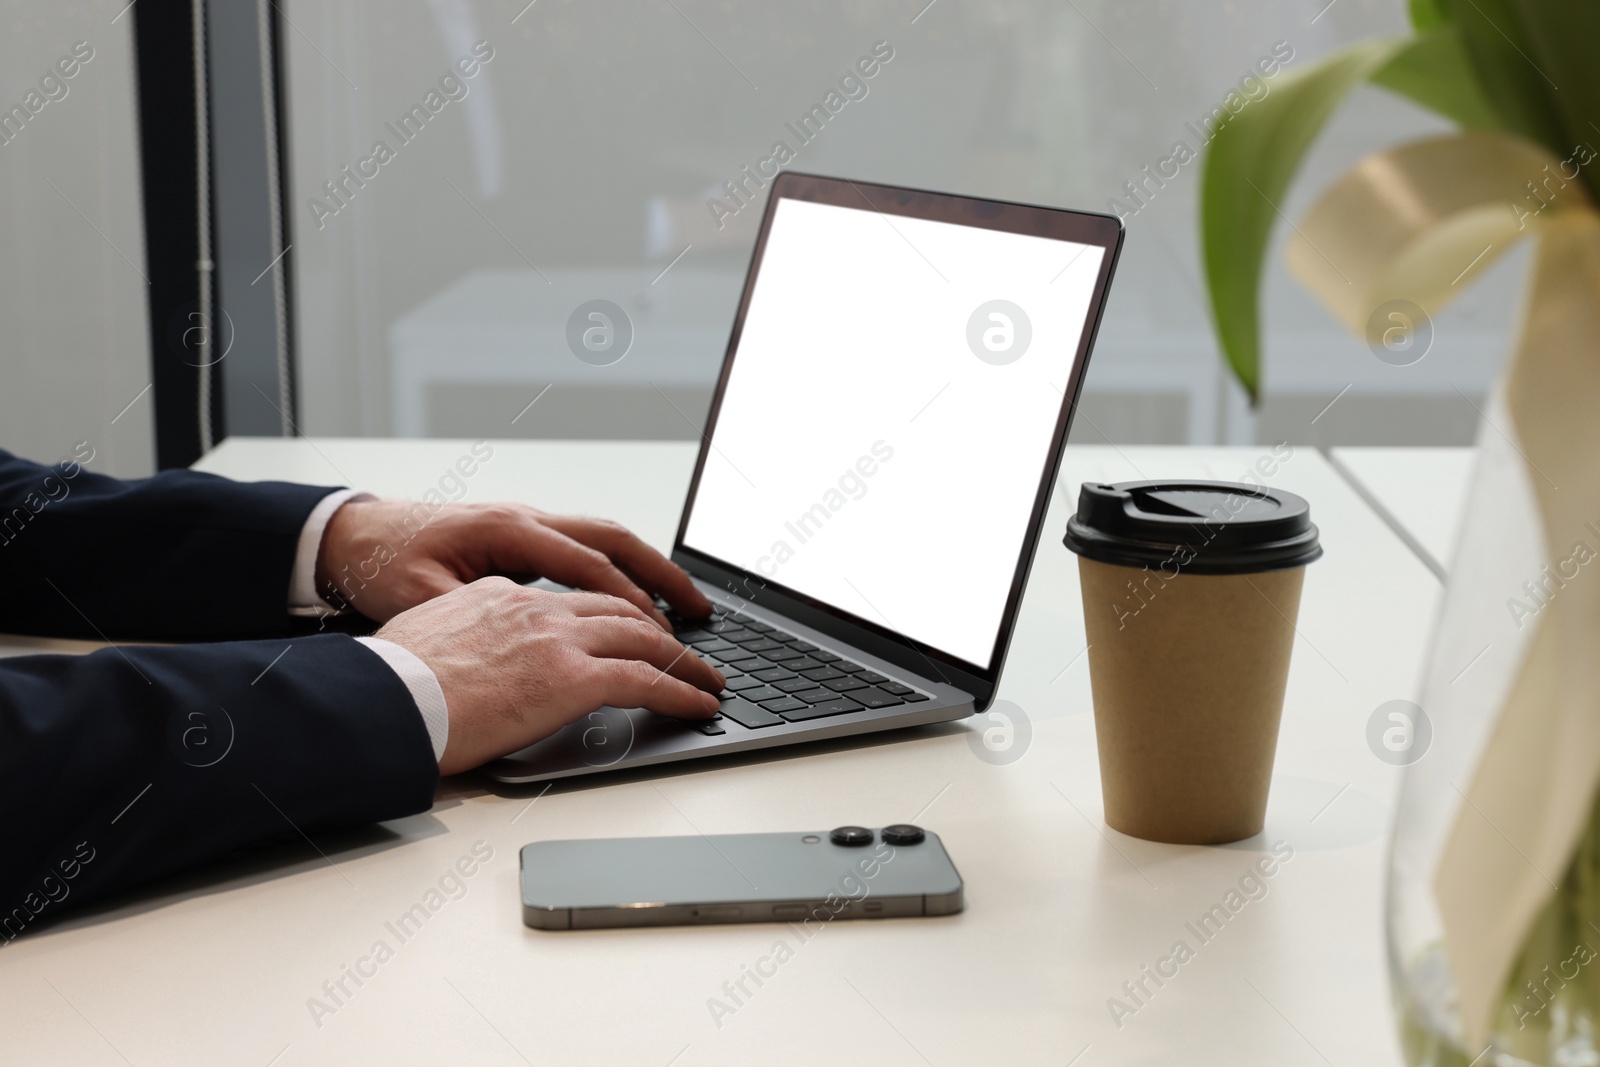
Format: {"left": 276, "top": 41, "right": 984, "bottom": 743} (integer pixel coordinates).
{"left": 375, "top": 578, "right": 725, "bottom": 776}
{"left": 315, "top": 500, "right": 713, "bottom": 627}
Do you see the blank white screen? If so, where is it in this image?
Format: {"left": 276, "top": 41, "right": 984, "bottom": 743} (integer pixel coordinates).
{"left": 683, "top": 197, "right": 1105, "bottom": 666}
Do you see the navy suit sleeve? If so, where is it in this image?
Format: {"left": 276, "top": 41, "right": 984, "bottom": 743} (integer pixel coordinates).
{"left": 0, "top": 448, "right": 341, "bottom": 640}
{"left": 0, "top": 634, "right": 438, "bottom": 931}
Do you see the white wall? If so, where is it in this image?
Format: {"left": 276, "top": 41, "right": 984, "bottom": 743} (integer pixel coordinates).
{"left": 0, "top": 0, "right": 153, "bottom": 476}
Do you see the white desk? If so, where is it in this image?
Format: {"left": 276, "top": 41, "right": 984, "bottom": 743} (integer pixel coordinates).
{"left": 1329, "top": 447, "right": 1477, "bottom": 579}
{"left": 2, "top": 440, "right": 1440, "bottom": 1066}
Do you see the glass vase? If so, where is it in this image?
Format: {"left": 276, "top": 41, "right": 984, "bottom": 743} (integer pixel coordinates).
{"left": 1389, "top": 761, "right": 1600, "bottom": 1066}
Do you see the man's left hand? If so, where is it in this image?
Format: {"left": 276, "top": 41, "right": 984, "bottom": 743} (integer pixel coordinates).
{"left": 314, "top": 500, "right": 712, "bottom": 627}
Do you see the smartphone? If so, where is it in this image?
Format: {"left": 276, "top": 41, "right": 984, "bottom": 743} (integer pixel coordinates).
{"left": 520, "top": 824, "right": 963, "bottom": 930}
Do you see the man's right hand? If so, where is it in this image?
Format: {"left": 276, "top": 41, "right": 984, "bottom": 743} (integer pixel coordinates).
{"left": 372, "top": 577, "right": 725, "bottom": 776}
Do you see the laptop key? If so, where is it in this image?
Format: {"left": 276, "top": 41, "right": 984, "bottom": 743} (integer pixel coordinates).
{"left": 753, "top": 666, "right": 796, "bottom": 683}
{"left": 792, "top": 688, "right": 836, "bottom": 704}
{"left": 798, "top": 666, "right": 845, "bottom": 682}
{"left": 851, "top": 687, "right": 904, "bottom": 709}
{"left": 899, "top": 691, "right": 930, "bottom": 702}
{"left": 737, "top": 685, "right": 785, "bottom": 702}
{"left": 765, "top": 647, "right": 807, "bottom": 662}
{"left": 879, "top": 681, "right": 915, "bottom": 696}
{"left": 742, "top": 620, "right": 775, "bottom": 633}
{"left": 718, "top": 698, "right": 786, "bottom": 729}
{"left": 851, "top": 669, "right": 889, "bottom": 684}
{"left": 694, "top": 721, "right": 726, "bottom": 736}
{"left": 810, "top": 650, "right": 841, "bottom": 663}
{"left": 822, "top": 676, "right": 869, "bottom": 692}
{"left": 779, "top": 697, "right": 864, "bottom": 722}
{"left": 783, "top": 656, "right": 823, "bottom": 672}
{"left": 740, "top": 639, "right": 784, "bottom": 654}
{"left": 773, "top": 677, "right": 816, "bottom": 693}
{"left": 689, "top": 639, "right": 736, "bottom": 655}
{"left": 724, "top": 675, "right": 766, "bottom": 691}
{"left": 758, "top": 696, "right": 808, "bottom": 714}
{"left": 788, "top": 640, "right": 818, "bottom": 653}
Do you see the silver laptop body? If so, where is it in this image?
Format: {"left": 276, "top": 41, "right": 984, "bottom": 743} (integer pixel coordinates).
{"left": 487, "top": 173, "right": 1122, "bottom": 784}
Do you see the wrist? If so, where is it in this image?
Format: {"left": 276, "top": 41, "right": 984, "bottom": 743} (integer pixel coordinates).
{"left": 289, "top": 489, "right": 373, "bottom": 615}
{"left": 315, "top": 498, "right": 368, "bottom": 599}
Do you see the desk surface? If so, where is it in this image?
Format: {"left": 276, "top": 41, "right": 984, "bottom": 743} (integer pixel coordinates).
{"left": 1330, "top": 446, "right": 1477, "bottom": 579}
{"left": 2, "top": 439, "right": 1440, "bottom": 1066}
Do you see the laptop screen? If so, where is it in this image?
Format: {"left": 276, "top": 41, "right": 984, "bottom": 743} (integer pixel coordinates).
{"left": 680, "top": 193, "right": 1108, "bottom": 669}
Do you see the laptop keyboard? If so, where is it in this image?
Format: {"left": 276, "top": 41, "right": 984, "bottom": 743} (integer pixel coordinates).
{"left": 664, "top": 606, "right": 930, "bottom": 736}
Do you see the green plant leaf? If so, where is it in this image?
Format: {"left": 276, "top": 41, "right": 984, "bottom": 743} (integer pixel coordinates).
{"left": 1199, "top": 40, "right": 1404, "bottom": 403}
{"left": 1499, "top": 0, "right": 1600, "bottom": 202}
{"left": 1439, "top": 0, "right": 1568, "bottom": 156}
{"left": 1371, "top": 25, "right": 1497, "bottom": 129}
{"left": 1409, "top": 0, "right": 1450, "bottom": 31}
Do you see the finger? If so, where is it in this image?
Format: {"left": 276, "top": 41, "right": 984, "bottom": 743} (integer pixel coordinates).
{"left": 540, "top": 515, "right": 713, "bottom": 618}
{"left": 511, "top": 521, "right": 671, "bottom": 629}
{"left": 583, "top": 659, "right": 723, "bottom": 719}
{"left": 575, "top": 616, "right": 725, "bottom": 693}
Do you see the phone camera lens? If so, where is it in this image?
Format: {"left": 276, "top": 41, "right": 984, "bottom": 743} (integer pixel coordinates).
{"left": 881, "top": 824, "right": 925, "bottom": 845}
{"left": 829, "top": 826, "right": 874, "bottom": 847}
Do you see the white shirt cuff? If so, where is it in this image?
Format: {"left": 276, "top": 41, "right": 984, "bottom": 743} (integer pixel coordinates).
{"left": 288, "top": 489, "right": 375, "bottom": 615}
{"left": 356, "top": 636, "right": 449, "bottom": 763}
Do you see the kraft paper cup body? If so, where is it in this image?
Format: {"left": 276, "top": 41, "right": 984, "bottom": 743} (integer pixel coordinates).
{"left": 1077, "top": 556, "right": 1306, "bottom": 845}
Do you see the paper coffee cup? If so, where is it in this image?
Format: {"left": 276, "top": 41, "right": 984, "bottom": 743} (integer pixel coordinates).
{"left": 1062, "top": 481, "right": 1322, "bottom": 845}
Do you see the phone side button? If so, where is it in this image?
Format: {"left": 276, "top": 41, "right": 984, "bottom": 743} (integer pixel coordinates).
{"left": 771, "top": 904, "right": 808, "bottom": 919}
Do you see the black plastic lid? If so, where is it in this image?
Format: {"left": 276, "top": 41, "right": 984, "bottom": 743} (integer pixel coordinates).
{"left": 1062, "top": 480, "right": 1322, "bottom": 575}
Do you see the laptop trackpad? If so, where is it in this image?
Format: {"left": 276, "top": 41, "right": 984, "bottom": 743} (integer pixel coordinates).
{"left": 505, "top": 706, "right": 685, "bottom": 771}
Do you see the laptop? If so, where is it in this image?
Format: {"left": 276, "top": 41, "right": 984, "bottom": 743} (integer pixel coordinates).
{"left": 487, "top": 172, "right": 1123, "bottom": 784}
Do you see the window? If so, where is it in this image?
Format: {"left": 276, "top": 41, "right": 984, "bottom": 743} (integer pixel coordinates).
{"left": 281, "top": 0, "right": 1508, "bottom": 448}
